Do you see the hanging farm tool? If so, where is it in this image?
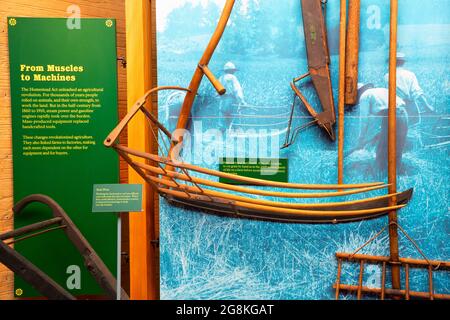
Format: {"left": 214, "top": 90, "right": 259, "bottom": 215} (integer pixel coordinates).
{"left": 283, "top": 0, "right": 336, "bottom": 148}
{"left": 334, "top": 222, "right": 450, "bottom": 300}
{"left": 333, "top": 0, "right": 450, "bottom": 300}
{"left": 0, "top": 194, "right": 128, "bottom": 300}
{"left": 104, "top": 88, "right": 414, "bottom": 224}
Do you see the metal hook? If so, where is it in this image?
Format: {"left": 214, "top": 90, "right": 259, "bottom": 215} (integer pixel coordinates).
{"left": 282, "top": 119, "right": 318, "bottom": 149}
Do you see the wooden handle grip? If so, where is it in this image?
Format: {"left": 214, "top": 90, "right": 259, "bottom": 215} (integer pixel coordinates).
{"left": 345, "top": 0, "right": 361, "bottom": 105}
{"left": 199, "top": 64, "right": 226, "bottom": 95}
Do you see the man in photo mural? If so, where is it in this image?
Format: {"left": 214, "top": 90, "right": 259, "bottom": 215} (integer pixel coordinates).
{"left": 384, "top": 52, "right": 435, "bottom": 118}
{"left": 383, "top": 52, "right": 435, "bottom": 150}
{"left": 348, "top": 83, "right": 409, "bottom": 174}
{"left": 217, "top": 61, "right": 248, "bottom": 130}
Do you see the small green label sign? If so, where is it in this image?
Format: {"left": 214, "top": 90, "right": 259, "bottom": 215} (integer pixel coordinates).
{"left": 92, "top": 184, "right": 143, "bottom": 212}
{"left": 219, "top": 158, "right": 288, "bottom": 185}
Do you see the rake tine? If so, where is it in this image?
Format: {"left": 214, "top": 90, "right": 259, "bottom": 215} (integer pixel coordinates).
{"left": 335, "top": 258, "right": 342, "bottom": 300}
{"left": 357, "top": 260, "right": 365, "bottom": 300}
{"left": 381, "top": 262, "right": 386, "bottom": 300}
{"left": 405, "top": 264, "right": 410, "bottom": 300}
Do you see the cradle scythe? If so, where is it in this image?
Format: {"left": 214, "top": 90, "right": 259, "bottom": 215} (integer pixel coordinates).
{"left": 104, "top": 93, "right": 413, "bottom": 223}
{"left": 104, "top": 0, "right": 414, "bottom": 224}
{"left": 283, "top": 0, "right": 336, "bottom": 148}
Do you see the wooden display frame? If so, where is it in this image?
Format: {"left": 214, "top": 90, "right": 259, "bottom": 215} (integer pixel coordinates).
{"left": 125, "top": 0, "right": 159, "bottom": 300}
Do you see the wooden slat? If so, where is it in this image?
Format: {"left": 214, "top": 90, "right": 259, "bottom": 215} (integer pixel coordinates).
{"left": 337, "top": 0, "right": 347, "bottom": 185}
{"left": 387, "top": 0, "right": 401, "bottom": 291}
{"left": 334, "top": 283, "right": 450, "bottom": 300}
{"left": 336, "top": 252, "right": 450, "bottom": 269}
{"left": 125, "top": 0, "right": 158, "bottom": 300}
{"left": 344, "top": 0, "right": 361, "bottom": 105}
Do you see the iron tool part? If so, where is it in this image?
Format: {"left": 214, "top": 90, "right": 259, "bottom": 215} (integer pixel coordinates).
{"left": 0, "top": 194, "right": 129, "bottom": 300}
{"left": 285, "top": 0, "right": 336, "bottom": 146}
{"left": 162, "top": 188, "right": 412, "bottom": 224}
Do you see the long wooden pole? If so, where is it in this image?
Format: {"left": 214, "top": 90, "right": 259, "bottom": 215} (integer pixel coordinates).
{"left": 171, "top": 0, "right": 235, "bottom": 138}
{"left": 338, "top": 0, "right": 347, "bottom": 184}
{"left": 344, "top": 0, "right": 361, "bottom": 105}
{"left": 388, "top": 0, "right": 401, "bottom": 290}
{"left": 165, "top": 0, "right": 235, "bottom": 176}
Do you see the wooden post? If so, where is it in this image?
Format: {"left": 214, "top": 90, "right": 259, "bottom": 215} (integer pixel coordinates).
{"left": 388, "top": 0, "right": 401, "bottom": 290}
{"left": 338, "top": 0, "right": 347, "bottom": 185}
{"left": 125, "top": 0, "right": 159, "bottom": 300}
{"left": 344, "top": 0, "right": 361, "bottom": 105}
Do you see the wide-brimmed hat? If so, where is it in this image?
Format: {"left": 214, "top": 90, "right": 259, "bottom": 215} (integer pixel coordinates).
{"left": 386, "top": 52, "right": 406, "bottom": 62}
{"left": 396, "top": 52, "right": 406, "bottom": 61}
{"left": 224, "top": 61, "right": 238, "bottom": 72}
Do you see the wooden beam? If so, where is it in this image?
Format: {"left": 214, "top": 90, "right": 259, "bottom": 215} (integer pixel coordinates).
{"left": 388, "top": 0, "right": 401, "bottom": 290}
{"left": 337, "top": 0, "right": 347, "bottom": 185}
{"left": 344, "top": 0, "right": 361, "bottom": 105}
{"left": 125, "top": 0, "right": 159, "bottom": 300}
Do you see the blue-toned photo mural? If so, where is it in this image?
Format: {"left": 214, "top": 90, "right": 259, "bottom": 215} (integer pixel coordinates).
{"left": 156, "top": 0, "right": 449, "bottom": 299}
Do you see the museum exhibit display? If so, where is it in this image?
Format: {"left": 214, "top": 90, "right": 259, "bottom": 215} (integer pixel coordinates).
{"left": 0, "top": 0, "right": 448, "bottom": 303}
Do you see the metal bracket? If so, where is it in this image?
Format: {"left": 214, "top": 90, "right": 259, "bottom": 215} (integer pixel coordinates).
{"left": 117, "top": 56, "right": 127, "bottom": 68}
{"left": 150, "top": 238, "right": 160, "bottom": 248}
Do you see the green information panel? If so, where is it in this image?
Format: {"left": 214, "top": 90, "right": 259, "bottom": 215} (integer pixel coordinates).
{"left": 8, "top": 18, "right": 119, "bottom": 298}
{"left": 93, "top": 184, "right": 143, "bottom": 213}
{"left": 219, "top": 158, "right": 288, "bottom": 185}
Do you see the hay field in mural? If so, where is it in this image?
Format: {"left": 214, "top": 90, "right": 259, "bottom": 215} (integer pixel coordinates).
{"left": 156, "top": 0, "right": 449, "bottom": 299}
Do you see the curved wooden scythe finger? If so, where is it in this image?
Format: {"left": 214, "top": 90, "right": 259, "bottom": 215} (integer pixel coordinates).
{"left": 133, "top": 161, "right": 389, "bottom": 199}
{"left": 115, "top": 144, "right": 385, "bottom": 191}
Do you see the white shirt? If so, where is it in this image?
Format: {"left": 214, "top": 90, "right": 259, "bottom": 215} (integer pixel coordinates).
{"left": 359, "top": 88, "right": 405, "bottom": 116}
{"left": 358, "top": 88, "right": 405, "bottom": 144}
{"left": 218, "top": 73, "right": 245, "bottom": 103}
{"left": 384, "top": 67, "right": 424, "bottom": 101}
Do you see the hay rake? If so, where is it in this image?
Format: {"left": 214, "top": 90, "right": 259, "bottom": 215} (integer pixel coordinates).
{"left": 334, "top": 222, "right": 450, "bottom": 300}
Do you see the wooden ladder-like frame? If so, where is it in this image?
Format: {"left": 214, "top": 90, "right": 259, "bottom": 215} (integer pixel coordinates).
{"left": 334, "top": 253, "right": 450, "bottom": 300}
